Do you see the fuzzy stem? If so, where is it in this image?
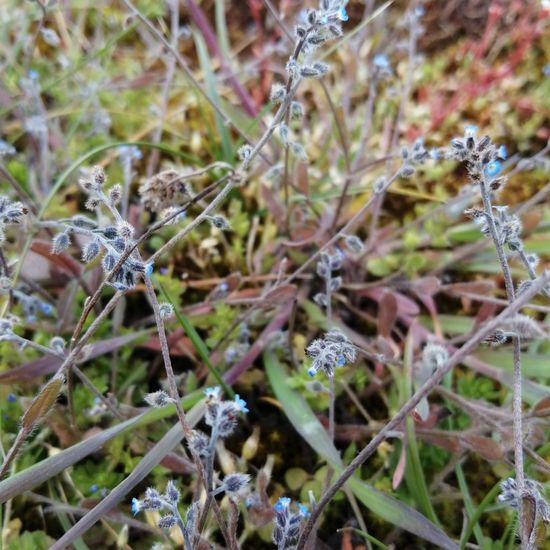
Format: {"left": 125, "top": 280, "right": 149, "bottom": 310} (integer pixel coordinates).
{"left": 478, "top": 179, "right": 526, "bottom": 547}
{"left": 296, "top": 272, "right": 549, "bottom": 549}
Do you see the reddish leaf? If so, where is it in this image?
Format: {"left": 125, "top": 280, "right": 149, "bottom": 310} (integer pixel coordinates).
{"left": 378, "top": 292, "right": 397, "bottom": 338}
{"left": 262, "top": 284, "right": 298, "bottom": 306}
{"left": 532, "top": 396, "right": 550, "bottom": 417}
{"left": 461, "top": 435, "right": 504, "bottom": 462}
{"left": 30, "top": 239, "right": 81, "bottom": 276}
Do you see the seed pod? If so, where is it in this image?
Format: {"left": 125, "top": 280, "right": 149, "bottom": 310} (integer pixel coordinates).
{"left": 21, "top": 373, "right": 65, "bottom": 430}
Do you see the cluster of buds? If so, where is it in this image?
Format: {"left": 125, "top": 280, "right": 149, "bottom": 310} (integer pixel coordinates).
{"left": 131, "top": 481, "right": 198, "bottom": 542}
{"left": 465, "top": 205, "right": 522, "bottom": 252}
{"left": 0, "top": 195, "right": 27, "bottom": 244}
{"left": 204, "top": 386, "right": 249, "bottom": 438}
{"left": 188, "top": 387, "right": 249, "bottom": 459}
{"left": 267, "top": 1, "right": 349, "bottom": 164}
{"left": 50, "top": 167, "right": 154, "bottom": 291}
{"left": 399, "top": 138, "right": 430, "bottom": 179}
{"left": 305, "top": 328, "right": 356, "bottom": 378}
{"left": 448, "top": 125, "right": 508, "bottom": 191}
{"left": 271, "top": 497, "right": 310, "bottom": 549}
{"left": 313, "top": 249, "right": 344, "bottom": 308}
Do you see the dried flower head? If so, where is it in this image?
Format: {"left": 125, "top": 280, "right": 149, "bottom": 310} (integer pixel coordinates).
{"left": 139, "top": 170, "right": 190, "bottom": 212}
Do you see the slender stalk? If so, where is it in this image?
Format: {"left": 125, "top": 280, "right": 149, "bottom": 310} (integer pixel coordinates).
{"left": 296, "top": 272, "right": 550, "bottom": 549}
{"left": 478, "top": 178, "right": 526, "bottom": 547}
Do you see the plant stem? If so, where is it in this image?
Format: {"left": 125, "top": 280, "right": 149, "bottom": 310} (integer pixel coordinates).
{"left": 478, "top": 179, "right": 526, "bottom": 547}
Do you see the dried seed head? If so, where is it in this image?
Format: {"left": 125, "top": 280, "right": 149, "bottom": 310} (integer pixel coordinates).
{"left": 139, "top": 170, "right": 190, "bottom": 212}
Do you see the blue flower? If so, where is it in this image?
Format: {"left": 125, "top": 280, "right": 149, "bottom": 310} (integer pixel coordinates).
{"left": 7, "top": 393, "right": 17, "bottom": 403}
{"left": 40, "top": 302, "right": 54, "bottom": 315}
{"left": 336, "top": 355, "right": 346, "bottom": 367}
{"left": 204, "top": 386, "right": 221, "bottom": 400}
{"left": 144, "top": 263, "right": 153, "bottom": 277}
{"left": 498, "top": 145, "right": 507, "bottom": 160}
{"left": 543, "top": 64, "right": 550, "bottom": 77}
{"left": 89, "top": 484, "right": 98, "bottom": 494}
{"left": 464, "top": 125, "right": 478, "bottom": 138}
{"left": 414, "top": 6, "right": 425, "bottom": 17}
{"left": 131, "top": 497, "right": 141, "bottom": 515}
{"left": 234, "top": 394, "right": 249, "bottom": 413}
{"left": 338, "top": 6, "right": 348, "bottom": 21}
{"left": 26, "top": 315, "right": 37, "bottom": 324}
{"left": 297, "top": 503, "right": 310, "bottom": 517}
{"left": 219, "top": 281, "right": 229, "bottom": 293}
{"left": 307, "top": 366, "right": 317, "bottom": 377}
{"left": 274, "top": 497, "right": 291, "bottom": 512}
{"left": 320, "top": 15, "right": 328, "bottom": 24}
{"left": 484, "top": 160, "right": 502, "bottom": 177}
{"left": 0, "top": 140, "right": 16, "bottom": 156}
{"left": 373, "top": 54, "right": 390, "bottom": 68}
{"left": 429, "top": 147, "right": 440, "bottom": 160}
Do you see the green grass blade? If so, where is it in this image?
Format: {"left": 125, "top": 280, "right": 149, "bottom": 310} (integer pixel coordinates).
{"left": 338, "top": 527, "right": 391, "bottom": 550}
{"left": 193, "top": 30, "right": 233, "bottom": 162}
{"left": 456, "top": 464, "right": 485, "bottom": 547}
{"left": 460, "top": 478, "right": 502, "bottom": 549}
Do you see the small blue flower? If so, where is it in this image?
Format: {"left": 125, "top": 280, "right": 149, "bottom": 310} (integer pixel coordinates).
{"left": 204, "top": 386, "right": 221, "bottom": 400}
{"left": 89, "top": 484, "right": 98, "bottom": 494}
{"left": 159, "top": 267, "right": 169, "bottom": 275}
{"left": 131, "top": 497, "right": 141, "bottom": 515}
{"left": 28, "top": 69, "right": 39, "bottom": 80}
{"left": 338, "top": 6, "right": 348, "bottom": 21}
{"left": 26, "top": 315, "right": 37, "bottom": 324}
{"left": 0, "top": 140, "right": 16, "bottom": 156}
{"left": 498, "top": 145, "right": 507, "bottom": 160}
{"left": 7, "top": 393, "right": 17, "bottom": 403}
{"left": 414, "top": 5, "right": 425, "bottom": 17}
{"left": 336, "top": 355, "right": 345, "bottom": 367}
{"left": 234, "top": 394, "right": 249, "bottom": 413}
{"left": 307, "top": 366, "right": 317, "bottom": 378}
{"left": 320, "top": 15, "right": 328, "bottom": 24}
{"left": 144, "top": 263, "right": 153, "bottom": 277}
{"left": 274, "top": 497, "right": 291, "bottom": 512}
{"left": 543, "top": 64, "right": 550, "bottom": 77}
{"left": 429, "top": 147, "right": 440, "bottom": 160}
{"left": 40, "top": 302, "right": 54, "bottom": 315}
{"left": 297, "top": 503, "right": 310, "bottom": 517}
{"left": 485, "top": 160, "right": 502, "bottom": 178}
{"left": 373, "top": 54, "right": 390, "bottom": 68}
{"left": 464, "top": 125, "right": 478, "bottom": 138}
{"left": 219, "top": 281, "right": 229, "bottom": 293}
